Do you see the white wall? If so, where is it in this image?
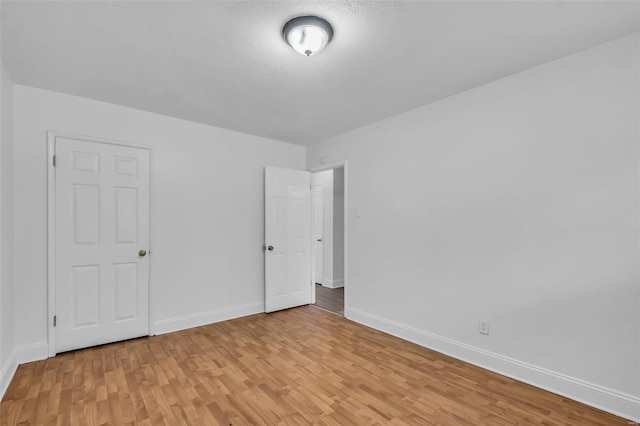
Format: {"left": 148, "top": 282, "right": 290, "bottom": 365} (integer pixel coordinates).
{"left": 307, "top": 34, "right": 640, "bottom": 420}
{"left": 0, "top": 60, "right": 17, "bottom": 399}
{"left": 12, "top": 85, "right": 305, "bottom": 359}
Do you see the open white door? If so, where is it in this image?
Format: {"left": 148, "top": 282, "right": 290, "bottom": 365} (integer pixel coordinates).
{"left": 54, "top": 136, "right": 150, "bottom": 353}
{"left": 265, "top": 167, "right": 311, "bottom": 313}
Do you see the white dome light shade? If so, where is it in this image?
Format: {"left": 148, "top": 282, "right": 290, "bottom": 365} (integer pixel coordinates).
{"left": 286, "top": 25, "right": 328, "bottom": 56}
{"left": 283, "top": 16, "right": 333, "bottom": 57}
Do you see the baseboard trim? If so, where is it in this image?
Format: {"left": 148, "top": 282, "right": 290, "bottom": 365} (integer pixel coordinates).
{"left": 1, "top": 341, "right": 50, "bottom": 400}
{"left": 0, "top": 348, "right": 18, "bottom": 400}
{"left": 17, "top": 341, "right": 49, "bottom": 364}
{"left": 153, "top": 302, "right": 264, "bottom": 335}
{"left": 347, "top": 308, "right": 640, "bottom": 422}
{"left": 322, "top": 279, "right": 344, "bottom": 289}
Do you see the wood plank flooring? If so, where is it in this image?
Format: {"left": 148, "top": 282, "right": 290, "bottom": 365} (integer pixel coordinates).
{"left": 314, "top": 284, "right": 344, "bottom": 316}
{"left": 0, "top": 306, "right": 628, "bottom": 425}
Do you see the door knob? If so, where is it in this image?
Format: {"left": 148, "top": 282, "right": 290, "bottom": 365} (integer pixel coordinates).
{"left": 138, "top": 250, "right": 147, "bottom": 257}
{"left": 267, "top": 245, "right": 274, "bottom": 251}
{"left": 317, "top": 239, "right": 322, "bottom": 242}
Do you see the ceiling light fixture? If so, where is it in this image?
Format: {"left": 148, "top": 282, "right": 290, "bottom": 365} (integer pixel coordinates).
{"left": 283, "top": 16, "right": 333, "bottom": 57}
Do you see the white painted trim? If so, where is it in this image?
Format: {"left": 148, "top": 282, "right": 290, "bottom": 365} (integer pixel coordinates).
{"left": 343, "top": 162, "right": 348, "bottom": 315}
{"left": 322, "top": 279, "right": 344, "bottom": 289}
{"left": 46, "top": 130, "right": 151, "bottom": 150}
{"left": 47, "top": 132, "right": 57, "bottom": 357}
{"left": 47, "top": 131, "right": 152, "bottom": 356}
{"left": 1, "top": 341, "right": 53, "bottom": 400}
{"left": 309, "top": 161, "right": 346, "bottom": 174}
{"left": 348, "top": 308, "right": 640, "bottom": 422}
{"left": 17, "top": 342, "right": 49, "bottom": 364}
{"left": 153, "top": 302, "right": 263, "bottom": 335}
{"left": 0, "top": 347, "right": 17, "bottom": 400}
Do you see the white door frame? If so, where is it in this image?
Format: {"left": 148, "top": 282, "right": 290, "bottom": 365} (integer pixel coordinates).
{"left": 309, "top": 161, "right": 348, "bottom": 316}
{"left": 46, "top": 131, "right": 152, "bottom": 357}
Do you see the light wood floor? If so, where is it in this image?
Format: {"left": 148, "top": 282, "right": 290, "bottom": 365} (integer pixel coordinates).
{"left": 314, "top": 284, "right": 344, "bottom": 316}
{"left": 1, "top": 306, "right": 627, "bottom": 425}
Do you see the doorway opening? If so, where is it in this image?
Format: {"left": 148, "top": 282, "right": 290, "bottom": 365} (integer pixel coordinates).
{"left": 311, "top": 166, "right": 345, "bottom": 316}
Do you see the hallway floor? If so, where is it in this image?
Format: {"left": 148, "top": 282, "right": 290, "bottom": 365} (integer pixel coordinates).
{"left": 314, "top": 284, "right": 344, "bottom": 315}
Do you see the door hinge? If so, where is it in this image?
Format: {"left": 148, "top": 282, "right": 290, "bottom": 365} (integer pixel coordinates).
{"left": 52, "top": 155, "right": 56, "bottom": 167}
{"left": 53, "top": 315, "right": 56, "bottom": 327}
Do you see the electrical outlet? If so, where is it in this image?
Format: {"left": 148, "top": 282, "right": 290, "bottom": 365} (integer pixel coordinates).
{"left": 479, "top": 320, "right": 490, "bottom": 335}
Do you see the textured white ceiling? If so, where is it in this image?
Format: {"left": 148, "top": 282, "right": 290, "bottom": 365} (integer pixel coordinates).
{"left": 2, "top": 1, "right": 639, "bottom": 146}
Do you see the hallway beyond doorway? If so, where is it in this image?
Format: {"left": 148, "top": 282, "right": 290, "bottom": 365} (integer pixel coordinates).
{"left": 314, "top": 284, "right": 344, "bottom": 316}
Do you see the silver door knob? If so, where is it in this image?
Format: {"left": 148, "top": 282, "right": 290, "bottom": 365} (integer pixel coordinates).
{"left": 138, "top": 250, "right": 147, "bottom": 257}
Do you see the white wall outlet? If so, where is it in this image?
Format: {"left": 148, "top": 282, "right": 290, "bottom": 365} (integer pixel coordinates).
{"left": 479, "top": 319, "right": 490, "bottom": 335}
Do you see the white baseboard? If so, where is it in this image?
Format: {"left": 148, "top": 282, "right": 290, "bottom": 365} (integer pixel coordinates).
{"left": 1, "top": 341, "right": 49, "bottom": 400}
{"left": 152, "top": 302, "right": 264, "bottom": 335}
{"left": 346, "top": 308, "right": 640, "bottom": 422}
{"left": 0, "top": 348, "right": 18, "bottom": 400}
{"left": 17, "top": 341, "right": 49, "bottom": 364}
{"left": 322, "top": 279, "right": 344, "bottom": 289}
